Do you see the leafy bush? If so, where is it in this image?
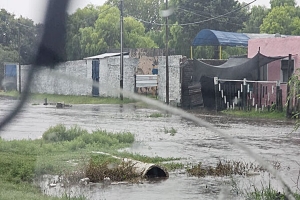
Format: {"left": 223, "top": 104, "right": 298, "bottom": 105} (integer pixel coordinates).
{"left": 42, "top": 124, "right": 88, "bottom": 142}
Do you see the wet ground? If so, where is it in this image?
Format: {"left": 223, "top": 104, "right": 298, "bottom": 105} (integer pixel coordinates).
{"left": 1, "top": 97, "right": 300, "bottom": 199}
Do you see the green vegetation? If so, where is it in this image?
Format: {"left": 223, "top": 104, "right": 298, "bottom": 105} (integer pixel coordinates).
{"left": 115, "top": 152, "right": 180, "bottom": 163}
{"left": 86, "top": 154, "right": 140, "bottom": 182}
{"left": 187, "top": 160, "right": 264, "bottom": 177}
{"left": 149, "top": 112, "right": 163, "bottom": 118}
{"left": 163, "top": 127, "right": 177, "bottom": 136}
{"left": 221, "top": 109, "right": 286, "bottom": 120}
{"left": 0, "top": 91, "right": 135, "bottom": 104}
{"left": 148, "top": 112, "right": 171, "bottom": 118}
{"left": 162, "top": 162, "right": 185, "bottom": 171}
{"left": 246, "top": 187, "right": 300, "bottom": 200}
{"left": 0, "top": 124, "right": 179, "bottom": 199}
{"left": 0, "top": 181, "right": 85, "bottom": 200}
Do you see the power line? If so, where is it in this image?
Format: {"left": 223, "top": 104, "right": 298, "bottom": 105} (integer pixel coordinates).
{"left": 176, "top": 7, "right": 245, "bottom": 28}
{"left": 127, "top": 0, "right": 256, "bottom": 27}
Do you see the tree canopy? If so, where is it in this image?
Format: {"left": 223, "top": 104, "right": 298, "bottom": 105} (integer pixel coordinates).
{"left": 260, "top": 6, "right": 300, "bottom": 34}
{"left": 2, "top": 0, "right": 300, "bottom": 63}
{"left": 66, "top": 4, "right": 158, "bottom": 60}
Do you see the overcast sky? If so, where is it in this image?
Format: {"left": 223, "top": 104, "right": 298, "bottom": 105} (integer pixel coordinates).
{"left": 0, "top": 0, "right": 299, "bottom": 24}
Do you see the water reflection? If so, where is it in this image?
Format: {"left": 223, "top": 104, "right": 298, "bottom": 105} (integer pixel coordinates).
{"left": 1, "top": 100, "right": 299, "bottom": 199}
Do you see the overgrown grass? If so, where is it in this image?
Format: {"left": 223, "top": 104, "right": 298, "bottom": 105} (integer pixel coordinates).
{"left": 114, "top": 151, "right": 180, "bottom": 163}
{"left": 0, "top": 180, "right": 85, "bottom": 200}
{"left": 85, "top": 154, "right": 140, "bottom": 182}
{"left": 149, "top": 112, "right": 163, "bottom": 118}
{"left": 148, "top": 112, "right": 171, "bottom": 118}
{"left": 0, "top": 125, "right": 135, "bottom": 199}
{"left": 163, "top": 127, "right": 177, "bottom": 136}
{"left": 246, "top": 187, "right": 300, "bottom": 200}
{"left": 187, "top": 160, "right": 264, "bottom": 177}
{"left": 0, "top": 124, "right": 179, "bottom": 199}
{"left": 0, "top": 91, "right": 135, "bottom": 104}
{"left": 221, "top": 109, "right": 286, "bottom": 120}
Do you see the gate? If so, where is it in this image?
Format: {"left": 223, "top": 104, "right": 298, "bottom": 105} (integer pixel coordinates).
{"left": 214, "top": 77, "right": 282, "bottom": 111}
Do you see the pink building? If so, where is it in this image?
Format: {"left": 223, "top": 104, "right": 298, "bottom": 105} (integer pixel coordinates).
{"left": 248, "top": 36, "right": 300, "bottom": 106}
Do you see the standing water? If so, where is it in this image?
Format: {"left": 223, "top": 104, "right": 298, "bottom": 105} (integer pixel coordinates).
{"left": 0, "top": 98, "right": 299, "bottom": 199}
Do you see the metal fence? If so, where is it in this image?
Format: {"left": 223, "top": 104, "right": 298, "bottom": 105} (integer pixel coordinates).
{"left": 214, "top": 77, "right": 283, "bottom": 111}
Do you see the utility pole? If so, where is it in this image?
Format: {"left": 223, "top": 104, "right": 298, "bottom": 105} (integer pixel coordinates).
{"left": 120, "top": 0, "right": 124, "bottom": 100}
{"left": 165, "top": 0, "right": 169, "bottom": 104}
{"left": 18, "top": 24, "right": 21, "bottom": 94}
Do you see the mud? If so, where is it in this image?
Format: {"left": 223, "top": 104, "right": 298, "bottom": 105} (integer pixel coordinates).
{"left": 1, "top": 98, "right": 300, "bottom": 199}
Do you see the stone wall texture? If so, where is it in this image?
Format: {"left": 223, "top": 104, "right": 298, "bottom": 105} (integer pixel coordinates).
{"left": 18, "top": 57, "right": 138, "bottom": 97}
{"left": 158, "top": 55, "right": 182, "bottom": 104}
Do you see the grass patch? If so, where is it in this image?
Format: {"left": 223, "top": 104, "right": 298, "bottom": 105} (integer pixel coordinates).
{"left": 163, "top": 127, "right": 177, "bottom": 136}
{"left": 246, "top": 187, "right": 300, "bottom": 200}
{"left": 114, "top": 152, "right": 180, "bottom": 163}
{"left": 85, "top": 154, "right": 140, "bottom": 182}
{"left": 148, "top": 112, "right": 171, "bottom": 118}
{"left": 0, "top": 91, "right": 135, "bottom": 104}
{"left": 187, "top": 160, "right": 264, "bottom": 177}
{"left": 0, "top": 180, "right": 85, "bottom": 200}
{"left": 161, "top": 162, "right": 185, "bottom": 171}
{"left": 221, "top": 109, "right": 286, "bottom": 120}
{"left": 149, "top": 112, "right": 163, "bottom": 118}
{"left": 0, "top": 125, "right": 136, "bottom": 199}
{"left": 0, "top": 124, "right": 179, "bottom": 199}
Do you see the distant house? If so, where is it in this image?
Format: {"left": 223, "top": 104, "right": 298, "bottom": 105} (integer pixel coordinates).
{"left": 248, "top": 36, "right": 300, "bottom": 105}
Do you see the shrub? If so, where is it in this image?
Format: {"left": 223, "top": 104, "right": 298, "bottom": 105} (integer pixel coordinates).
{"left": 42, "top": 124, "right": 88, "bottom": 142}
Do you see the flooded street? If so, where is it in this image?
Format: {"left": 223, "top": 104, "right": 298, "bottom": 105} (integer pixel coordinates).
{"left": 1, "top": 98, "right": 300, "bottom": 199}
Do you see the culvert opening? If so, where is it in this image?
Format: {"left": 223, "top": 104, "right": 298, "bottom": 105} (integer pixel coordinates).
{"left": 144, "top": 166, "right": 168, "bottom": 178}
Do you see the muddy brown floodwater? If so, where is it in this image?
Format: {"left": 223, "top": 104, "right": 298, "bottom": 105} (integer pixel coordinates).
{"left": 1, "top": 98, "right": 300, "bottom": 199}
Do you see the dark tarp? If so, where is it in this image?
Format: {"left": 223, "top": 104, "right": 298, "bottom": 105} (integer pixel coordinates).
{"left": 192, "top": 52, "right": 287, "bottom": 109}
{"left": 193, "top": 52, "right": 287, "bottom": 82}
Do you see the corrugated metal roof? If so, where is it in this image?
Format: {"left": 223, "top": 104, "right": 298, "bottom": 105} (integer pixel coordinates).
{"left": 83, "top": 52, "right": 129, "bottom": 60}
{"left": 192, "top": 29, "right": 291, "bottom": 47}
{"left": 192, "top": 29, "right": 249, "bottom": 47}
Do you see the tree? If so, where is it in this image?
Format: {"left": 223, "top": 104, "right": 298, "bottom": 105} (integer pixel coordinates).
{"left": 167, "top": 0, "right": 249, "bottom": 57}
{"left": 105, "top": 0, "right": 164, "bottom": 31}
{"left": 243, "top": 5, "right": 269, "bottom": 33}
{"left": 260, "top": 6, "right": 299, "bottom": 34}
{"left": 123, "top": 17, "right": 157, "bottom": 48}
{"left": 66, "top": 4, "right": 102, "bottom": 60}
{"left": 76, "top": 5, "right": 158, "bottom": 58}
{"left": 0, "top": 9, "right": 41, "bottom": 65}
{"left": 270, "top": 0, "right": 296, "bottom": 8}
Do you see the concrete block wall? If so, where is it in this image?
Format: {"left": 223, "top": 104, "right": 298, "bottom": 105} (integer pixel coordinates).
{"left": 99, "top": 57, "right": 138, "bottom": 97}
{"left": 18, "top": 60, "right": 91, "bottom": 96}
{"left": 17, "top": 57, "right": 139, "bottom": 97}
{"left": 158, "top": 55, "right": 182, "bottom": 104}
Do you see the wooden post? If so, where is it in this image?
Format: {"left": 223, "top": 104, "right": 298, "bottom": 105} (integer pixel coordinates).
{"left": 214, "top": 77, "right": 219, "bottom": 111}
{"left": 260, "top": 84, "right": 262, "bottom": 108}
{"left": 286, "top": 54, "right": 292, "bottom": 118}
{"left": 134, "top": 74, "right": 137, "bottom": 93}
{"left": 276, "top": 81, "right": 283, "bottom": 112}
{"left": 243, "top": 78, "right": 247, "bottom": 110}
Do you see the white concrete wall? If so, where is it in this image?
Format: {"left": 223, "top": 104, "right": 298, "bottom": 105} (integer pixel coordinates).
{"left": 18, "top": 60, "right": 91, "bottom": 95}
{"left": 99, "top": 57, "right": 138, "bottom": 97}
{"left": 158, "top": 55, "right": 182, "bottom": 104}
{"left": 17, "top": 57, "right": 138, "bottom": 97}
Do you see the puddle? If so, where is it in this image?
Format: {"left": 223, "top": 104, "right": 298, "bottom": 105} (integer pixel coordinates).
{"left": 1, "top": 99, "right": 300, "bottom": 199}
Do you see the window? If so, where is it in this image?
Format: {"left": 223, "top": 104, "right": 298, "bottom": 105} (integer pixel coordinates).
{"left": 281, "top": 59, "right": 294, "bottom": 83}
{"left": 259, "top": 65, "right": 268, "bottom": 81}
